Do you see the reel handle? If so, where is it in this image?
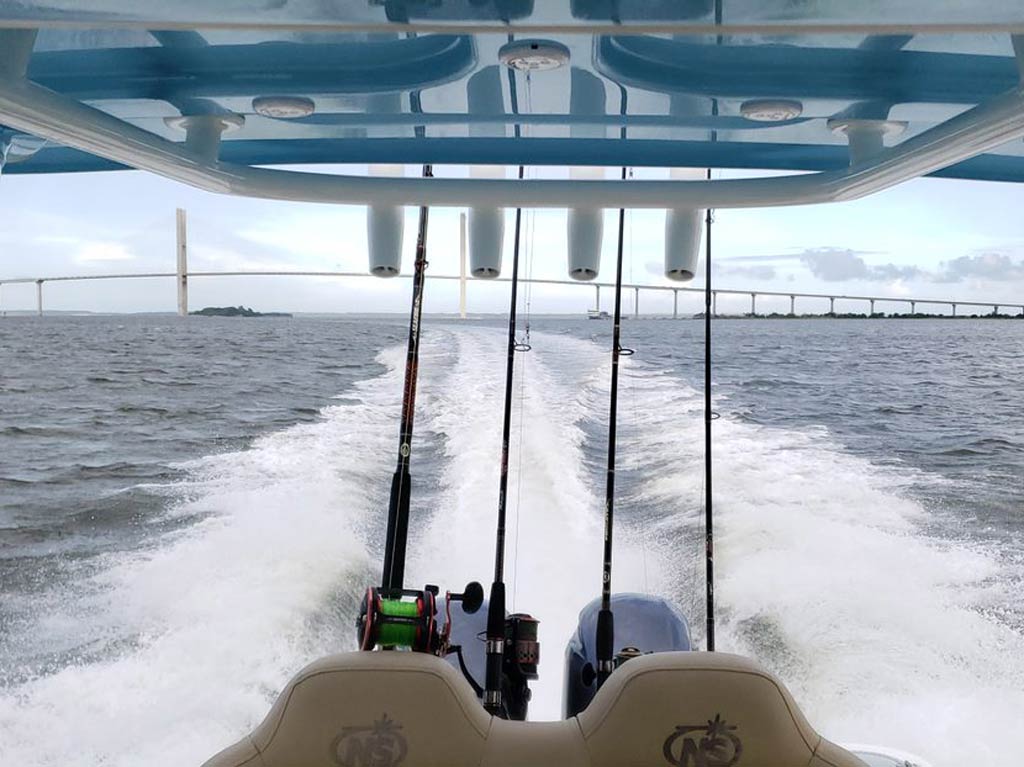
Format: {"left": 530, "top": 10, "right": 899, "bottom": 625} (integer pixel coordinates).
{"left": 449, "top": 581, "right": 484, "bottom": 614}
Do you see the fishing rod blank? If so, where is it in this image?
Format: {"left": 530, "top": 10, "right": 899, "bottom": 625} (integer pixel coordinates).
{"left": 596, "top": 166, "right": 630, "bottom": 689}
{"left": 381, "top": 164, "right": 432, "bottom": 593}
{"left": 484, "top": 164, "right": 527, "bottom": 715}
{"left": 704, "top": 174, "right": 716, "bottom": 651}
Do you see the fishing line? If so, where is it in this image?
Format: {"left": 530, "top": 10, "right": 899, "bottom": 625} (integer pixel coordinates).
{"left": 510, "top": 69, "right": 539, "bottom": 611}
{"left": 511, "top": 169, "right": 538, "bottom": 611}
{"left": 511, "top": 346, "right": 526, "bottom": 611}
{"left": 622, "top": 204, "right": 649, "bottom": 594}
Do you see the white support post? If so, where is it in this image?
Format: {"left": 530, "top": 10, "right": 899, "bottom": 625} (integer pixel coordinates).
{"left": 36, "top": 278, "right": 42, "bottom": 316}
{"left": 176, "top": 208, "right": 188, "bottom": 316}
{"left": 829, "top": 296, "right": 835, "bottom": 315}
{"left": 459, "top": 211, "right": 467, "bottom": 319}
{"left": 712, "top": 291, "right": 717, "bottom": 317}
{"left": 910, "top": 300, "right": 916, "bottom": 314}
{"left": 673, "top": 289, "right": 678, "bottom": 319}
{"left": 869, "top": 298, "right": 875, "bottom": 315}
{"left": 634, "top": 287, "right": 639, "bottom": 318}
{"left": 750, "top": 293, "right": 756, "bottom": 316}
{"left": 790, "top": 295, "right": 796, "bottom": 316}
{"left": 952, "top": 303, "right": 957, "bottom": 316}
{"left": 595, "top": 285, "right": 600, "bottom": 313}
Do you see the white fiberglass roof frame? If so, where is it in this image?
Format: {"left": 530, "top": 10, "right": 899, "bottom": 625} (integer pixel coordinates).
{"left": 1, "top": 38, "right": 1024, "bottom": 210}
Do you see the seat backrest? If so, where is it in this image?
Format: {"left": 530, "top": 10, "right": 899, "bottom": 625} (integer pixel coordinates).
{"left": 203, "top": 652, "right": 491, "bottom": 767}
{"left": 204, "top": 650, "right": 867, "bottom": 767}
{"left": 577, "top": 651, "right": 866, "bottom": 767}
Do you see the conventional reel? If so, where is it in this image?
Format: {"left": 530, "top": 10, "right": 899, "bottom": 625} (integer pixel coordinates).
{"left": 357, "top": 582, "right": 484, "bottom": 655}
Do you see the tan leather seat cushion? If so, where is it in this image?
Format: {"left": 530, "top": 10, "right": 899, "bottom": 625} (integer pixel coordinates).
{"left": 204, "top": 651, "right": 866, "bottom": 767}
{"left": 203, "top": 652, "right": 490, "bottom": 767}
{"left": 577, "top": 652, "right": 865, "bottom": 767}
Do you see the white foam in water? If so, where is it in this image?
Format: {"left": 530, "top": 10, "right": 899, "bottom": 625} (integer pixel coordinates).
{"left": 407, "top": 328, "right": 614, "bottom": 718}
{"left": 618, "top": 358, "right": 1024, "bottom": 767}
{"left": 0, "top": 346, "right": 407, "bottom": 766}
{"left": 2, "top": 326, "right": 1022, "bottom": 766}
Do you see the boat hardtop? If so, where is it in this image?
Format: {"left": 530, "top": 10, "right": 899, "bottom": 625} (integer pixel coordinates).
{"left": 5, "top": 4, "right": 1019, "bottom": 766}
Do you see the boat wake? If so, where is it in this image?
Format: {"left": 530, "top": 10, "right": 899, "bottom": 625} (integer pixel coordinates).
{"left": 1, "top": 325, "right": 1022, "bottom": 767}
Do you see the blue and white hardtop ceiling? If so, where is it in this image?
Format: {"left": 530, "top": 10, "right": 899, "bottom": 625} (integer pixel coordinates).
{"left": 2, "top": 1, "right": 1024, "bottom": 206}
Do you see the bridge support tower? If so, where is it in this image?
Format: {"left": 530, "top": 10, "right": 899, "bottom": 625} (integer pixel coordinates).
{"left": 176, "top": 208, "right": 188, "bottom": 317}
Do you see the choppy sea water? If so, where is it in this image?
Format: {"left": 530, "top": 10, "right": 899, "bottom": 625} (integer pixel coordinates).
{"left": 0, "top": 315, "right": 1021, "bottom": 766}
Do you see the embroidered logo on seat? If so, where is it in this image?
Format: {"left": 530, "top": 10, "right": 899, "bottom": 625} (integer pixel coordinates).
{"left": 663, "top": 714, "right": 742, "bottom": 767}
{"left": 332, "top": 714, "right": 408, "bottom": 767}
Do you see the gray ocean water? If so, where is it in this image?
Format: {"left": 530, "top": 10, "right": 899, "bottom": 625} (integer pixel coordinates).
{"left": 1, "top": 315, "right": 1022, "bottom": 766}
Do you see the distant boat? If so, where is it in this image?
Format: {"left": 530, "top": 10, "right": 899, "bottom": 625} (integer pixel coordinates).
{"left": 587, "top": 310, "right": 611, "bottom": 320}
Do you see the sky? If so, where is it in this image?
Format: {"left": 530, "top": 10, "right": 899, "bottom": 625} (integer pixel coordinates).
{"left": 2, "top": 164, "right": 1024, "bottom": 316}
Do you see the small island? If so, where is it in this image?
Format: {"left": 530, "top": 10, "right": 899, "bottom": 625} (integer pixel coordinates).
{"left": 190, "top": 305, "right": 292, "bottom": 318}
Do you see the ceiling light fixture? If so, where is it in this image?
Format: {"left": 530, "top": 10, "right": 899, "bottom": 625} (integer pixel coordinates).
{"left": 740, "top": 99, "right": 803, "bottom": 122}
{"left": 252, "top": 96, "right": 316, "bottom": 119}
{"left": 498, "top": 40, "right": 570, "bottom": 72}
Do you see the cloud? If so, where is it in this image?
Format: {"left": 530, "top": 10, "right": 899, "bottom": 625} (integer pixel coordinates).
{"left": 655, "top": 245, "right": 1024, "bottom": 288}
{"left": 718, "top": 246, "right": 1024, "bottom": 285}
{"left": 795, "top": 247, "right": 919, "bottom": 282}
{"left": 932, "top": 252, "right": 1024, "bottom": 283}
{"left": 868, "top": 263, "right": 927, "bottom": 281}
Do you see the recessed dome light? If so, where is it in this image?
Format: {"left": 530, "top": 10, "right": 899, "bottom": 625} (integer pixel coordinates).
{"left": 252, "top": 96, "right": 316, "bottom": 119}
{"left": 498, "top": 40, "right": 570, "bottom": 71}
{"left": 740, "top": 99, "right": 803, "bottom": 122}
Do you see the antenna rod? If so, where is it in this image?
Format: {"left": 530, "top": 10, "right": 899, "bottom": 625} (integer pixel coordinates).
{"left": 704, "top": 179, "right": 716, "bottom": 651}
{"left": 596, "top": 166, "right": 629, "bottom": 688}
{"left": 484, "top": 165, "right": 527, "bottom": 715}
{"left": 381, "top": 164, "right": 432, "bottom": 592}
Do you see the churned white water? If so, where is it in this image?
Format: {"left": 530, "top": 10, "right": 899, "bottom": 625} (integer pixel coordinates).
{"left": 1, "top": 320, "right": 1022, "bottom": 766}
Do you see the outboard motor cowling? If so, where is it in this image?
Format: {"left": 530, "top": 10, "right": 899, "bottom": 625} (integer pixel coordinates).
{"left": 563, "top": 593, "right": 691, "bottom": 718}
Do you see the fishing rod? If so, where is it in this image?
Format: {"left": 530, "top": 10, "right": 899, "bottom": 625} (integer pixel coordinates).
{"left": 380, "top": 164, "right": 432, "bottom": 592}
{"left": 596, "top": 165, "right": 631, "bottom": 689}
{"left": 479, "top": 48, "right": 541, "bottom": 721}
{"left": 483, "top": 164, "right": 528, "bottom": 715}
{"left": 704, "top": 171, "right": 716, "bottom": 651}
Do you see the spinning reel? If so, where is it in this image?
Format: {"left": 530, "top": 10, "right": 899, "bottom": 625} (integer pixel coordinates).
{"left": 500, "top": 612, "right": 540, "bottom": 720}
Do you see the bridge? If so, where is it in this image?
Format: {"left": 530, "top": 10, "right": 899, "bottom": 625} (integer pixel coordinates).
{"left": 1, "top": 210, "right": 1021, "bottom": 318}
{"left": 3, "top": 269, "right": 1021, "bottom": 319}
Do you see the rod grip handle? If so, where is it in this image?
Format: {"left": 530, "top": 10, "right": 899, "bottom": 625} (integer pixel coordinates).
{"left": 596, "top": 607, "right": 615, "bottom": 688}
{"left": 483, "top": 581, "right": 506, "bottom": 714}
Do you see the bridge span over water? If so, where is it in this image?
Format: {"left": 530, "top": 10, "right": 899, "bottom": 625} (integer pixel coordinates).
{"left": 3, "top": 269, "right": 1021, "bottom": 319}
{"left": 2, "top": 211, "right": 1021, "bottom": 318}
